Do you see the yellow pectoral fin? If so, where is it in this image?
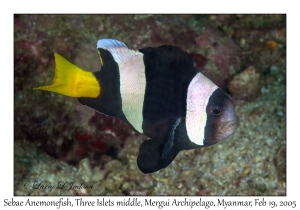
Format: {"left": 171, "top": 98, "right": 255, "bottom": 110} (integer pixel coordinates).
{"left": 33, "top": 53, "right": 101, "bottom": 98}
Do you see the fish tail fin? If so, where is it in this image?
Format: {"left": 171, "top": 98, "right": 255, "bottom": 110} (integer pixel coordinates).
{"left": 33, "top": 53, "right": 101, "bottom": 98}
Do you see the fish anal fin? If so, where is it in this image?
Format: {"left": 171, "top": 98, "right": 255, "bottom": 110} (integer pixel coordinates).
{"left": 33, "top": 53, "right": 100, "bottom": 98}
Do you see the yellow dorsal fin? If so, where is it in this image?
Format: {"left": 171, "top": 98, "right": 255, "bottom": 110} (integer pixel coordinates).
{"left": 33, "top": 53, "right": 100, "bottom": 98}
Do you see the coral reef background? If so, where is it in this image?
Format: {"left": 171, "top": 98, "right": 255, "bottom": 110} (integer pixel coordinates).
{"left": 14, "top": 14, "right": 286, "bottom": 195}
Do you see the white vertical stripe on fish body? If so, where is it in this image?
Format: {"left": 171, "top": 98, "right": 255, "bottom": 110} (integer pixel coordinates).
{"left": 118, "top": 54, "right": 146, "bottom": 133}
{"left": 97, "top": 39, "right": 146, "bottom": 133}
{"left": 186, "top": 72, "right": 218, "bottom": 145}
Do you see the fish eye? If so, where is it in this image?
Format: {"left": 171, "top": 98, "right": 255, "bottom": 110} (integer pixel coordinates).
{"left": 209, "top": 106, "right": 222, "bottom": 116}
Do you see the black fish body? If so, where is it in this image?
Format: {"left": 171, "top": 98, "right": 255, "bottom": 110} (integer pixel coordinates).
{"left": 34, "top": 39, "right": 238, "bottom": 173}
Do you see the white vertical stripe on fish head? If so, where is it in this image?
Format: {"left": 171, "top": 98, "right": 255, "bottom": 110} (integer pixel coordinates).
{"left": 97, "top": 39, "right": 146, "bottom": 133}
{"left": 186, "top": 72, "right": 218, "bottom": 145}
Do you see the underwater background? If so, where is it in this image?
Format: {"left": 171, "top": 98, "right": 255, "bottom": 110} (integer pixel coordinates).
{"left": 14, "top": 14, "right": 286, "bottom": 195}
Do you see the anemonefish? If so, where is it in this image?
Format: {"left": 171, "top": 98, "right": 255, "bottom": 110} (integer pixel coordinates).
{"left": 34, "top": 39, "right": 238, "bottom": 173}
